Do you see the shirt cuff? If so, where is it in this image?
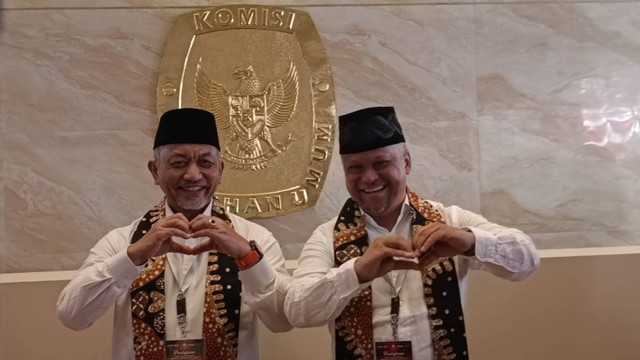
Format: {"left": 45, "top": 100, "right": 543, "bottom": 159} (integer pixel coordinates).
{"left": 106, "top": 249, "right": 146, "bottom": 285}
{"left": 238, "top": 257, "right": 275, "bottom": 292}
{"left": 463, "top": 226, "right": 496, "bottom": 262}
{"left": 342, "top": 258, "right": 372, "bottom": 292}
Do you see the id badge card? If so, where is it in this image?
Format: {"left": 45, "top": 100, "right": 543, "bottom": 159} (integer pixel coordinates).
{"left": 165, "top": 339, "right": 206, "bottom": 360}
{"left": 375, "top": 340, "right": 413, "bottom": 360}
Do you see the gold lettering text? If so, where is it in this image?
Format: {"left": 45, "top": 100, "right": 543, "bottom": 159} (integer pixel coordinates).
{"left": 314, "top": 123, "right": 332, "bottom": 142}
{"left": 312, "top": 147, "right": 329, "bottom": 161}
{"left": 193, "top": 11, "right": 213, "bottom": 31}
{"left": 270, "top": 10, "right": 284, "bottom": 27}
{"left": 214, "top": 9, "right": 234, "bottom": 27}
{"left": 286, "top": 12, "right": 296, "bottom": 30}
{"left": 291, "top": 189, "right": 308, "bottom": 206}
{"left": 239, "top": 8, "right": 257, "bottom": 26}
{"left": 223, "top": 197, "right": 240, "bottom": 214}
{"left": 266, "top": 195, "right": 283, "bottom": 211}
{"left": 243, "top": 198, "right": 262, "bottom": 213}
{"left": 305, "top": 168, "right": 323, "bottom": 188}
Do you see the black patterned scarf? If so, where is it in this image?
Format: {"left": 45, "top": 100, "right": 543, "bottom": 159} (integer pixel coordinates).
{"left": 129, "top": 197, "right": 242, "bottom": 360}
{"left": 333, "top": 189, "right": 469, "bottom": 360}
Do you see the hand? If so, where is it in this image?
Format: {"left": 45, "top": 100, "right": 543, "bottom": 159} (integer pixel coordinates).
{"left": 353, "top": 235, "right": 418, "bottom": 283}
{"left": 126, "top": 214, "right": 194, "bottom": 266}
{"left": 188, "top": 215, "right": 252, "bottom": 259}
{"left": 412, "top": 223, "right": 475, "bottom": 267}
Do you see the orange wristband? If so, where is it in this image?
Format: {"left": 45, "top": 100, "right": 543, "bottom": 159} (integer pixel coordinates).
{"left": 234, "top": 241, "right": 263, "bottom": 269}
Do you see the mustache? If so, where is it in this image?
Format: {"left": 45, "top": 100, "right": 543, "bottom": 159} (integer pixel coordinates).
{"left": 176, "top": 181, "right": 209, "bottom": 187}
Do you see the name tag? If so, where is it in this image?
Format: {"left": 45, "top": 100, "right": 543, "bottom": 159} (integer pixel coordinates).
{"left": 375, "top": 340, "right": 413, "bottom": 360}
{"left": 165, "top": 339, "right": 206, "bottom": 360}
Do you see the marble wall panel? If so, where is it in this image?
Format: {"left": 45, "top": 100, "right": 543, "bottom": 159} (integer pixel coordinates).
{"left": 1, "top": 9, "right": 181, "bottom": 133}
{"left": 308, "top": 5, "right": 476, "bottom": 123}
{"left": 2, "top": 0, "right": 474, "bottom": 10}
{"left": 476, "top": 3, "right": 640, "bottom": 249}
{"left": 1, "top": 130, "right": 161, "bottom": 272}
{"left": 532, "top": 230, "right": 640, "bottom": 249}
{"left": 476, "top": 4, "right": 640, "bottom": 122}
{"left": 478, "top": 116, "right": 640, "bottom": 240}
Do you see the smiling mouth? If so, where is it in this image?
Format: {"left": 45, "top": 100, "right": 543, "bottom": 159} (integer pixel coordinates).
{"left": 362, "top": 185, "right": 385, "bottom": 194}
{"left": 178, "top": 185, "right": 207, "bottom": 192}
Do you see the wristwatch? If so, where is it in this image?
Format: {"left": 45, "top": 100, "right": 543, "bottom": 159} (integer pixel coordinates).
{"left": 234, "top": 240, "right": 263, "bottom": 269}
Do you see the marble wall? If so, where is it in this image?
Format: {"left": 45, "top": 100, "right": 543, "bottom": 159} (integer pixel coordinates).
{"left": 1, "top": 1, "right": 639, "bottom": 273}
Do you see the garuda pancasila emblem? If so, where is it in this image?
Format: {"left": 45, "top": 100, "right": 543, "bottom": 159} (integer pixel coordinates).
{"left": 195, "top": 57, "right": 299, "bottom": 170}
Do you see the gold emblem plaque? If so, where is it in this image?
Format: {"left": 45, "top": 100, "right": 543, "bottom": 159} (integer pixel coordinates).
{"left": 157, "top": 5, "right": 336, "bottom": 219}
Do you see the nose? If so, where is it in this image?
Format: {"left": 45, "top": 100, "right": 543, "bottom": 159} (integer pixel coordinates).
{"left": 183, "top": 161, "right": 203, "bottom": 181}
{"left": 361, "top": 167, "right": 379, "bottom": 183}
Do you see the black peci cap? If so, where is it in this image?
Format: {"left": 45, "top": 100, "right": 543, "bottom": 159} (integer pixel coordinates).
{"left": 338, "top": 106, "right": 405, "bottom": 154}
{"left": 153, "top": 108, "right": 220, "bottom": 150}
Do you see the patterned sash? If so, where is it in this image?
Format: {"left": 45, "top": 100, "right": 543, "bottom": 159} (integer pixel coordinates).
{"left": 333, "top": 189, "right": 469, "bottom": 360}
{"left": 129, "top": 198, "right": 242, "bottom": 360}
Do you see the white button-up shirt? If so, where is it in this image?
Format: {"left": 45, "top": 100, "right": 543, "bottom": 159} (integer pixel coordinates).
{"left": 57, "top": 201, "right": 292, "bottom": 360}
{"left": 285, "top": 196, "right": 540, "bottom": 360}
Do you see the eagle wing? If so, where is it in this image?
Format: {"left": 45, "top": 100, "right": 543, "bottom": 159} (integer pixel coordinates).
{"left": 265, "top": 63, "right": 298, "bottom": 129}
{"left": 194, "top": 58, "right": 231, "bottom": 131}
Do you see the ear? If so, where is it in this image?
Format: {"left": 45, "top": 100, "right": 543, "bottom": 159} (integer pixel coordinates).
{"left": 218, "top": 161, "right": 225, "bottom": 184}
{"left": 148, "top": 160, "right": 160, "bottom": 185}
{"left": 404, "top": 150, "right": 412, "bottom": 175}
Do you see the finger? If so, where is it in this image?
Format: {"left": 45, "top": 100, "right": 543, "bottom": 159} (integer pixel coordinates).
{"left": 190, "top": 216, "right": 223, "bottom": 232}
{"left": 411, "top": 226, "right": 430, "bottom": 254}
{"left": 159, "top": 217, "right": 191, "bottom": 233}
{"left": 418, "top": 251, "right": 439, "bottom": 268}
{"left": 168, "top": 241, "right": 195, "bottom": 255}
{"left": 190, "top": 240, "right": 218, "bottom": 255}
{"left": 383, "top": 246, "right": 417, "bottom": 259}
{"left": 392, "top": 259, "right": 420, "bottom": 271}
{"left": 174, "top": 212, "right": 191, "bottom": 225}
{"left": 413, "top": 223, "right": 441, "bottom": 249}
{"left": 164, "top": 213, "right": 191, "bottom": 226}
{"left": 156, "top": 228, "right": 191, "bottom": 241}
{"left": 381, "top": 236, "right": 415, "bottom": 253}
{"left": 188, "top": 214, "right": 210, "bottom": 227}
{"left": 420, "top": 229, "right": 446, "bottom": 254}
{"left": 190, "top": 229, "right": 220, "bottom": 240}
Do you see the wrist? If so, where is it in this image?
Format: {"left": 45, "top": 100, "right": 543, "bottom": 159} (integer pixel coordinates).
{"left": 462, "top": 228, "right": 476, "bottom": 256}
{"left": 234, "top": 240, "right": 263, "bottom": 269}
{"left": 234, "top": 241, "right": 253, "bottom": 260}
{"left": 126, "top": 245, "right": 147, "bottom": 266}
{"left": 353, "top": 258, "right": 369, "bottom": 283}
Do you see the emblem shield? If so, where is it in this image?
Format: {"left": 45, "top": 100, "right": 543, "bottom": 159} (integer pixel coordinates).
{"left": 157, "top": 5, "right": 336, "bottom": 219}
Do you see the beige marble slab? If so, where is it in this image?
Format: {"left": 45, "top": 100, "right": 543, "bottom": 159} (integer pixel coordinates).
{"left": 1, "top": 4, "right": 475, "bottom": 133}
{"left": 1, "top": 130, "right": 161, "bottom": 272}
{"left": 309, "top": 5, "right": 476, "bottom": 123}
{"left": 478, "top": 116, "right": 640, "bottom": 238}
{"left": 3, "top": 0, "right": 474, "bottom": 10}
{"left": 1, "top": 9, "right": 179, "bottom": 133}
{"left": 476, "top": 3, "right": 640, "bottom": 122}
{"left": 531, "top": 230, "right": 640, "bottom": 249}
